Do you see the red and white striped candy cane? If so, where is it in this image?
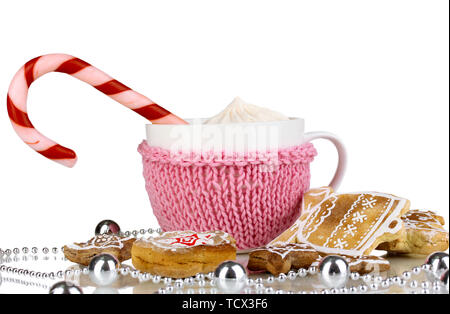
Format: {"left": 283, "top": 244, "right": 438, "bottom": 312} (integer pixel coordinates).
{"left": 7, "top": 54, "right": 187, "bottom": 168}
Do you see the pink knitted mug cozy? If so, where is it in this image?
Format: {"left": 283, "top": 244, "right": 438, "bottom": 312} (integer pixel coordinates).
{"left": 138, "top": 119, "right": 347, "bottom": 250}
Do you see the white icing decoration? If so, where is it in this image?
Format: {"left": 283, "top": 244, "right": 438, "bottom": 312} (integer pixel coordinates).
{"left": 66, "top": 235, "right": 133, "bottom": 250}
{"left": 296, "top": 191, "right": 409, "bottom": 257}
{"left": 144, "top": 231, "right": 232, "bottom": 250}
{"left": 252, "top": 243, "right": 316, "bottom": 259}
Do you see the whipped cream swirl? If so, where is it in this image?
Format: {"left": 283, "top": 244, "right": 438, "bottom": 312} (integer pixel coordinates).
{"left": 204, "top": 97, "right": 289, "bottom": 124}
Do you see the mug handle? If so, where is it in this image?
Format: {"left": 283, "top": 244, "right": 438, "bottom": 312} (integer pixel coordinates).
{"left": 304, "top": 131, "right": 347, "bottom": 191}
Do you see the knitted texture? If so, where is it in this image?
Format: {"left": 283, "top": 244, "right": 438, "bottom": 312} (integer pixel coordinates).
{"left": 138, "top": 141, "right": 317, "bottom": 250}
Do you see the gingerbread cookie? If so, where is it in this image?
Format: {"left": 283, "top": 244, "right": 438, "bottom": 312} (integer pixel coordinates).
{"left": 274, "top": 191, "right": 410, "bottom": 256}
{"left": 248, "top": 243, "right": 321, "bottom": 275}
{"left": 248, "top": 243, "right": 390, "bottom": 275}
{"left": 270, "top": 187, "right": 334, "bottom": 245}
{"left": 63, "top": 234, "right": 135, "bottom": 266}
{"left": 131, "top": 230, "right": 236, "bottom": 278}
{"left": 377, "top": 210, "right": 449, "bottom": 255}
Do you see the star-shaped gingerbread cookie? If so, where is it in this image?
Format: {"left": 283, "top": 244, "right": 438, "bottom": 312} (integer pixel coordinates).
{"left": 64, "top": 234, "right": 135, "bottom": 266}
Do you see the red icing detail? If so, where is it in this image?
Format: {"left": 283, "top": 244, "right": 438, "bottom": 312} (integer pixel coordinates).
{"left": 55, "top": 58, "right": 91, "bottom": 74}
{"left": 133, "top": 103, "right": 171, "bottom": 121}
{"left": 7, "top": 95, "right": 34, "bottom": 128}
{"left": 94, "top": 80, "right": 130, "bottom": 95}
{"left": 169, "top": 234, "right": 208, "bottom": 247}
{"left": 38, "top": 144, "right": 76, "bottom": 160}
{"left": 24, "top": 57, "right": 40, "bottom": 87}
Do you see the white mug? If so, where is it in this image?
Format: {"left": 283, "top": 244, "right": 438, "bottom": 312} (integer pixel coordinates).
{"left": 145, "top": 117, "right": 347, "bottom": 189}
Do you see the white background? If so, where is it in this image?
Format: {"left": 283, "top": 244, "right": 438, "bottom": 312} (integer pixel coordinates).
{"left": 0, "top": 0, "right": 448, "bottom": 251}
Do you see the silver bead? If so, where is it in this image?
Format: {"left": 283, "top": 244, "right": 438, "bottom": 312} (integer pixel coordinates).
{"left": 277, "top": 273, "right": 287, "bottom": 282}
{"left": 140, "top": 273, "right": 151, "bottom": 282}
{"left": 184, "top": 277, "right": 194, "bottom": 285}
{"left": 49, "top": 281, "right": 83, "bottom": 294}
{"left": 308, "top": 266, "right": 318, "bottom": 275}
{"left": 319, "top": 255, "right": 349, "bottom": 288}
{"left": 152, "top": 275, "right": 161, "bottom": 283}
{"left": 412, "top": 267, "right": 421, "bottom": 274}
{"left": 425, "top": 252, "right": 449, "bottom": 279}
{"left": 298, "top": 268, "right": 307, "bottom": 277}
{"left": 349, "top": 286, "right": 358, "bottom": 294}
{"left": 174, "top": 279, "right": 184, "bottom": 288}
{"left": 440, "top": 269, "right": 449, "bottom": 292}
{"left": 421, "top": 281, "right": 430, "bottom": 289}
{"left": 22, "top": 247, "right": 29, "bottom": 254}
{"left": 265, "top": 287, "right": 274, "bottom": 294}
{"left": 369, "top": 283, "right": 379, "bottom": 291}
{"left": 432, "top": 285, "right": 442, "bottom": 293}
{"left": 42, "top": 248, "right": 49, "bottom": 254}
{"left": 13, "top": 248, "right": 20, "bottom": 255}
{"left": 359, "top": 284, "right": 368, "bottom": 293}
{"left": 255, "top": 283, "right": 264, "bottom": 290}
{"left": 31, "top": 247, "right": 38, "bottom": 254}
{"left": 246, "top": 278, "right": 254, "bottom": 286}
{"left": 214, "top": 261, "right": 247, "bottom": 293}
{"left": 288, "top": 271, "right": 297, "bottom": 280}
{"left": 362, "top": 274, "right": 372, "bottom": 283}
{"left": 131, "top": 270, "right": 140, "bottom": 278}
{"left": 52, "top": 248, "right": 58, "bottom": 254}
{"left": 392, "top": 276, "right": 401, "bottom": 285}
{"left": 266, "top": 276, "right": 275, "bottom": 283}
{"left": 374, "top": 276, "right": 383, "bottom": 284}
{"left": 88, "top": 253, "right": 119, "bottom": 286}
{"left": 381, "top": 280, "right": 390, "bottom": 289}
{"left": 350, "top": 272, "right": 360, "bottom": 281}
{"left": 195, "top": 273, "right": 205, "bottom": 281}
{"left": 95, "top": 220, "right": 121, "bottom": 235}
{"left": 402, "top": 271, "right": 411, "bottom": 280}
{"left": 120, "top": 267, "right": 129, "bottom": 276}
{"left": 409, "top": 280, "right": 418, "bottom": 288}
{"left": 165, "top": 285, "right": 174, "bottom": 293}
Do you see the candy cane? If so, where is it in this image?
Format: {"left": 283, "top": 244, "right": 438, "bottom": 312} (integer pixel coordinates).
{"left": 7, "top": 54, "right": 187, "bottom": 167}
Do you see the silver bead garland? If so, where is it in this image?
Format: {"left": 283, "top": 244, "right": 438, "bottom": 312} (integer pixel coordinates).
{"left": 0, "top": 225, "right": 448, "bottom": 294}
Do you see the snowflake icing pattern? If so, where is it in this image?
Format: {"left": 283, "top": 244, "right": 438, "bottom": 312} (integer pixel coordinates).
{"left": 334, "top": 239, "right": 347, "bottom": 249}
{"left": 343, "top": 224, "right": 357, "bottom": 237}
{"left": 352, "top": 212, "right": 367, "bottom": 223}
{"left": 361, "top": 197, "right": 377, "bottom": 209}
